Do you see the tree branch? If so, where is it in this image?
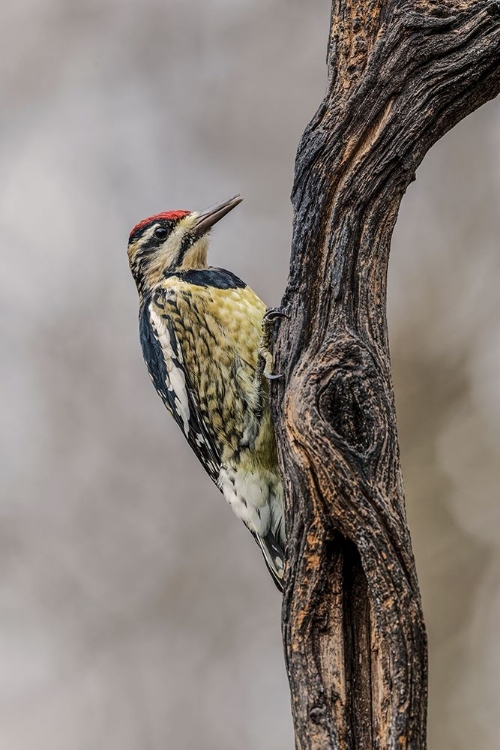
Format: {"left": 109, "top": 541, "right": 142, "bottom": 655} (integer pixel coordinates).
{"left": 271, "top": 1, "right": 500, "bottom": 748}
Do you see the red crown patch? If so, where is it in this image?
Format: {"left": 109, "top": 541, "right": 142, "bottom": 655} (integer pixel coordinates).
{"left": 130, "top": 210, "right": 190, "bottom": 238}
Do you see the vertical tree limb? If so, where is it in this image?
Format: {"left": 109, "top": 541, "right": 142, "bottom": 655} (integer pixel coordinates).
{"left": 271, "top": 1, "right": 500, "bottom": 748}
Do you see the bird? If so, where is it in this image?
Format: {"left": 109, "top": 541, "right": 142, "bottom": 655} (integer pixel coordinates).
{"left": 127, "top": 195, "right": 285, "bottom": 590}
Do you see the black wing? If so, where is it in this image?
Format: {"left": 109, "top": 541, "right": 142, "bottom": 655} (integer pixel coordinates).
{"left": 139, "top": 299, "right": 221, "bottom": 485}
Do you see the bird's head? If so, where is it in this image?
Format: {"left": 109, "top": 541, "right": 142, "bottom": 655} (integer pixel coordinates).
{"left": 127, "top": 194, "right": 243, "bottom": 295}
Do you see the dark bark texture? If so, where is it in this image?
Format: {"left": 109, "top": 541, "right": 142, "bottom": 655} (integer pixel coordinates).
{"left": 271, "top": 1, "right": 500, "bottom": 748}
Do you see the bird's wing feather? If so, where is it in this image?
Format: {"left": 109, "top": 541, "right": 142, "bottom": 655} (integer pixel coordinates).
{"left": 139, "top": 299, "right": 221, "bottom": 484}
{"left": 254, "top": 532, "right": 285, "bottom": 592}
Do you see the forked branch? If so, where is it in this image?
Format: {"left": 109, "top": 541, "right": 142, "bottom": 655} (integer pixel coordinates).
{"left": 271, "top": 1, "right": 500, "bottom": 748}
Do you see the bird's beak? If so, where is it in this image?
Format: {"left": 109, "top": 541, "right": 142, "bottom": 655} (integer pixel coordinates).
{"left": 192, "top": 195, "right": 243, "bottom": 237}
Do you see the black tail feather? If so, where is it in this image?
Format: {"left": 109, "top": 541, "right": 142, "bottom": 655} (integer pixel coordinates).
{"left": 254, "top": 531, "right": 285, "bottom": 592}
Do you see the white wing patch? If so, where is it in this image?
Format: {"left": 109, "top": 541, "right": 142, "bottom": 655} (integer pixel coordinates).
{"left": 148, "top": 306, "right": 190, "bottom": 437}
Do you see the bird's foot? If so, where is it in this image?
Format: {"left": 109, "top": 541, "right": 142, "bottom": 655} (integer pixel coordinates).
{"left": 263, "top": 308, "right": 289, "bottom": 324}
{"left": 260, "top": 307, "right": 288, "bottom": 381}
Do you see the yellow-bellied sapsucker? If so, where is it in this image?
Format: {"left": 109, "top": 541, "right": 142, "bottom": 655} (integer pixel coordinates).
{"left": 127, "top": 196, "right": 284, "bottom": 589}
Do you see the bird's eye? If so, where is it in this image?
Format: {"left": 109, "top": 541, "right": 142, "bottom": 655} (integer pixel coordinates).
{"left": 154, "top": 226, "right": 168, "bottom": 240}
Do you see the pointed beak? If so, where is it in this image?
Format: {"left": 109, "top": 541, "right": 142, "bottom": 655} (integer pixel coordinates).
{"left": 192, "top": 195, "right": 243, "bottom": 237}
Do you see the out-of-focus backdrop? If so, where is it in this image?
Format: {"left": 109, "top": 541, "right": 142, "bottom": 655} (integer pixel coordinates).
{"left": 1, "top": 1, "right": 499, "bottom": 748}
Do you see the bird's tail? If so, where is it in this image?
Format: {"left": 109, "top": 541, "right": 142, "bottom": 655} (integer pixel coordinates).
{"left": 255, "top": 531, "right": 285, "bottom": 592}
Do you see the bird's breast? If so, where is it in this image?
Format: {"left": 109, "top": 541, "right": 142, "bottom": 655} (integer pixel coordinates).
{"left": 149, "top": 274, "right": 273, "bottom": 463}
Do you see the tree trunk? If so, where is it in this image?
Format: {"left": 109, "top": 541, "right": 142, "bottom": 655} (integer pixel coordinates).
{"left": 271, "top": 1, "right": 500, "bottom": 748}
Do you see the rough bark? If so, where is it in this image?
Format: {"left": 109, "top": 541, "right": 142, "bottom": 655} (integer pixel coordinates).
{"left": 271, "top": 1, "right": 500, "bottom": 748}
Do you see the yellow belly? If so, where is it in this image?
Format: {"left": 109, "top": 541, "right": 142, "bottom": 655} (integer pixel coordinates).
{"left": 156, "top": 275, "right": 277, "bottom": 470}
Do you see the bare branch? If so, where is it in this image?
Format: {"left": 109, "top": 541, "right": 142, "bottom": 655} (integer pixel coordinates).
{"left": 272, "top": 1, "right": 500, "bottom": 748}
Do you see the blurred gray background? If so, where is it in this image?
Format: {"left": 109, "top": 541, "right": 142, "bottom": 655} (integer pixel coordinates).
{"left": 1, "top": 1, "right": 499, "bottom": 748}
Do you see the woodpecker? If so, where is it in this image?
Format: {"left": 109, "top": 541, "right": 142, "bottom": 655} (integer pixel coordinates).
{"left": 127, "top": 196, "right": 284, "bottom": 590}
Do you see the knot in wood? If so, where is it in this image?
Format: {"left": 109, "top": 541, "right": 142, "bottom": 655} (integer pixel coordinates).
{"left": 308, "top": 705, "right": 327, "bottom": 725}
{"left": 315, "top": 335, "right": 388, "bottom": 466}
{"left": 487, "top": 0, "right": 500, "bottom": 16}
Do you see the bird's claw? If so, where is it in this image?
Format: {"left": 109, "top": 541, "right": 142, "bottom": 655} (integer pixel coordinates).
{"left": 263, "top": 308, "right": 289, "bottom": 324}
{"left": 264, "top": 372, "right": 283, "bottom": 381}
{"left": 258, "top": 308, "right": 288, "bottom": 382}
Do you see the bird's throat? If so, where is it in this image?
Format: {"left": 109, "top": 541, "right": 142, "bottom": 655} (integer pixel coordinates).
{"left": 178, "top": 235, "right": 209, "bottom": 271}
